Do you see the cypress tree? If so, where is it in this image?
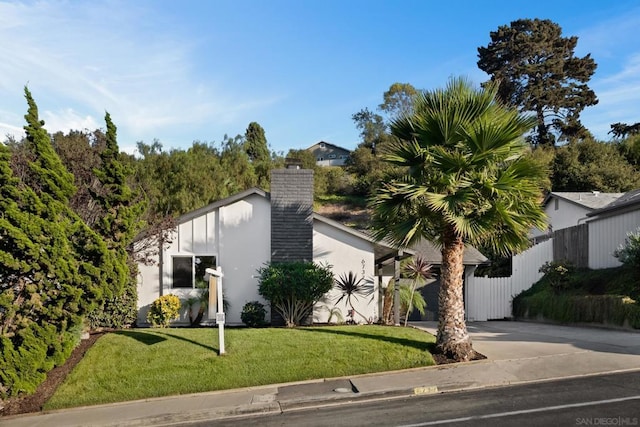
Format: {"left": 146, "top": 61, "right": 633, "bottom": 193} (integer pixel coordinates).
{"left": 0, "top": 140, "right": 77, "bottom": 396}
{"left": 88, "top": 113, "right": 146, "bottom": 328}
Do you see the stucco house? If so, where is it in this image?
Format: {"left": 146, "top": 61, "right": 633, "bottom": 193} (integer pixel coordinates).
{"left": 136, "top": 167, "right": 402, "bottom": 326}
{"left": 306, "top": 141, "right": 351, "bottom": 167}
{"left": 530, "top": 191, "right": 624, "bottom": 240}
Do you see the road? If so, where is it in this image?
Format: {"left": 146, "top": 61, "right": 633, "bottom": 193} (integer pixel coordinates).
{"left": 196, "top": 371, "right": 640, "bottom": 427}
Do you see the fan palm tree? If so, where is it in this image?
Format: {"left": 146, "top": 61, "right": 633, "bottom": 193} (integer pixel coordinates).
{"left": 371, "top": 77, "right": 547, "bottom": 361}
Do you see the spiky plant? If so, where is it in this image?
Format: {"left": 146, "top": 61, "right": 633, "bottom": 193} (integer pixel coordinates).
{"left": 333, "top": 271, "right": 374, "bottom": 324}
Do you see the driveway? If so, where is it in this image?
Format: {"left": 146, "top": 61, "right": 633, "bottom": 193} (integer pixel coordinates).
{"left": 411, "top": 320, "right": 640, "bottom": 360}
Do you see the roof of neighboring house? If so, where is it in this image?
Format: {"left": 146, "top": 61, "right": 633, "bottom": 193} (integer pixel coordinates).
{"left": 409, "top": 238, "right": 489, "bottom": 266}
{"left": 543, "top": 192, "right": 624, "bottom": 210}
{"left": 586, "top": 188, "right": 640, "bottom": 217}
{"left": 306, "top": 141, "right": 351, "bottom": 154}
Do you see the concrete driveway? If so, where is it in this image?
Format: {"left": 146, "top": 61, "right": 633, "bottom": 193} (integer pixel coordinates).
{"left": 412, "top": 320, "right": 640, "bottom": 360}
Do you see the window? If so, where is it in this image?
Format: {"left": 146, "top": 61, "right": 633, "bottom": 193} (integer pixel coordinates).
{"left": 172, "top": 255, "right": 217, "bottom": 288}
{"left": 328, "top": 154, "right": 336, "bottom": 159}
{"left": 554, "top": 199, "right": 559, "bottom": 211}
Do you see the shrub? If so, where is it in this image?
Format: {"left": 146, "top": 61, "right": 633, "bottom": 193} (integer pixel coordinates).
{"left": 147, "top": 295, "right": 181, "bottom": 328}
{"left": 87, "top": 280, "right": 138, "bottom": 329}
{"left": 258, "top": 261, "right": 334, "bottom": 327}
{"left": 241, "top": 301, "right": 267, "bottom": 327}
{"left": 539, "top": 261, "right": 574, "bottom": 293}
{"left": 614, "top": 228, "right": 640, "bottom": 271}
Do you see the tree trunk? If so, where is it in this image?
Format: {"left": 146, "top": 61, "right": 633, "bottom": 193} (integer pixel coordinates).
{"left": 436, "top": 226, "right": 473, "bottom": 361}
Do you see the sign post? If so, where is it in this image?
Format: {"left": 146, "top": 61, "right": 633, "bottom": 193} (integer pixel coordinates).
{"left": 205, "top": 267, "right": 225, "bottom": 355}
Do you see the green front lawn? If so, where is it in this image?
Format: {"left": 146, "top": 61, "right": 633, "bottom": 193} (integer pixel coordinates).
{"left": 46, "top": 325, "right": 435, "bottom": 409}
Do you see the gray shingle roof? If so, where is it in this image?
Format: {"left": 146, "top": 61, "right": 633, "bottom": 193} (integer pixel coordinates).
{"left": 546, "top": 192, "right": 624, "bottom": 210}
{"left": 586, "top": 188, "right": 640, "bottom": 217}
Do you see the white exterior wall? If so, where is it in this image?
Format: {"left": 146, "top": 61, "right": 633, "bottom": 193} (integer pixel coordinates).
{"left": 316, "top": 158, "right": 348, "bottom": 167}
{"left": 531, "top": 198, "right": 591, "bottom": 238}
{"left": 589, "top": 210, "right": 640, "bottom": 269}
{"left": 312, "top": 220, "right": 378, "bottom": 324}
{"left": 218, "top": 195, "right": 271, "bottom": 324}
{"left": 135, "top": 239, "right": 162, "bottom": 325}
{"left": 466, "top": 239, "right": 553, "bottom": 321}
{"left": 137, "top": 194, "right": 271, "bottom": 326}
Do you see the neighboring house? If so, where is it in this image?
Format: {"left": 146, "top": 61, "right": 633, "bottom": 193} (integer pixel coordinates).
{"left": 530, "top": 191, "right": 624, "bottom": 239}
{"left": 136, "top": 167, "right": 402, "bottom": 326}
{"left": 466, "top": 188, "right": 640, "bottom": 321}
{"left": 306, "top": 141, "right": 351, "bottom": 167}
{"left": 587, "top": 189, "right": 640, "bottom": 269}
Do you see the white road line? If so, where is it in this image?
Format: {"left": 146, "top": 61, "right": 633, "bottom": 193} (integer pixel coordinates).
{"left": 398, "top": 394, "right": 640, "bottom": 427}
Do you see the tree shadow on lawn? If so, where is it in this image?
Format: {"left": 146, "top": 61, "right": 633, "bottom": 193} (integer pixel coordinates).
{"left": 114, "top": 330, "right": 218, "bottom": 353}
{"left": 296, "top": 327, "right": 436, "bottom": 353}
{"left": 114, "top": 330, "right": 167, "bottom": 345}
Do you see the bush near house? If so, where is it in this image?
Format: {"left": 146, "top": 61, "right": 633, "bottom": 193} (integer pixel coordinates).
{"left": 241, "top": 301, "right": 267, "bottom": 327}
{"left": 147, "top": 295, "right": 181, "bottom": 328}
{"left": 257, "top": 262, "right": 334, "bottom": 327}
{"left": 513, "top": 265, "right": 640, "bottom": 329}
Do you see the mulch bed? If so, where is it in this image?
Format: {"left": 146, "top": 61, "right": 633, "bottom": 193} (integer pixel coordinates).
{"left": 0, "top": 332, "right": 105, "bottom": 417}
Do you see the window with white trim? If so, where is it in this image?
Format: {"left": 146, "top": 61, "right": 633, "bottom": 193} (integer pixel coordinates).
{"left": 172, "top": 255, "right": 217, "bottom": 288}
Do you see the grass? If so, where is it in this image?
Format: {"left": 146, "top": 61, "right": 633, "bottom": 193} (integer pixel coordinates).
{"left": 45, "top": 325, "right": 435, "bottom": 410}
{"left": 314, "top": 194, "right": 368, "bottom": 208}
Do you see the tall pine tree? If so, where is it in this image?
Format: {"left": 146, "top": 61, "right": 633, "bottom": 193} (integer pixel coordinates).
{"left": 478, "top": 19, "right": 597, "bottom": 146}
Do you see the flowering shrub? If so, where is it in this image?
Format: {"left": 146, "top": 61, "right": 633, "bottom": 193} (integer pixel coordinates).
{"left": 539, "top": 261, "right": 574, "bottom": 293}
{"left": 147, "top": 294, "right": 181, "bottom": 328}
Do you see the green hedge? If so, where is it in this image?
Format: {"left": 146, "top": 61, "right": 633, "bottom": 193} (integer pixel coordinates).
{"left": 513, "top": 292, "right": 640, "bottom": 329}
{"left": 0, "top": 322, "right": 80, "bottom": 397}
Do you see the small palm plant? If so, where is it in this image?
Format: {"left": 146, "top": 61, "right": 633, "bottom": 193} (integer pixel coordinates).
{"left": 402, "top": 256, "right": 434, "bottom": 326}
{"left": 333, "top": 272, "right": 374, "bottom": 324}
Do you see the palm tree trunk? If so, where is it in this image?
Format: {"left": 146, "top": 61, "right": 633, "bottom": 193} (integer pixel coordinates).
{"left": 436, "top": 226, "right": 473, "bottom": 361}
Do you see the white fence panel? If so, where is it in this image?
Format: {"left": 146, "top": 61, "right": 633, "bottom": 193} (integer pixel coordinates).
{"left": 466, "top": 239, "right": 553, "bottom": 321}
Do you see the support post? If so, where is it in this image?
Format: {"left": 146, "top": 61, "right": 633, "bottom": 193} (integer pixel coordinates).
{"left": 206, "top": 267, "right": 225, "bottom": 355}
{"left": 394, "top": 252, "right": 402, "bottom": 326}
{"left": 377, "top": 263, "right": 384, "bottom": 324}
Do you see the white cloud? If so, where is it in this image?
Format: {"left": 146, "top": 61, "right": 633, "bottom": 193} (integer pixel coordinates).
{"left": 0, "top": 0, "right": 280, "bottom": 146}
{"left": 41, "top": 109, "right": 100, "bottom": 135}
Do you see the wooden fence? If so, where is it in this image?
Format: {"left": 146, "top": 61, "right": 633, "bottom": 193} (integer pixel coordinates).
{"left": 553, "top": 223, "right": 588, "bottom": 267}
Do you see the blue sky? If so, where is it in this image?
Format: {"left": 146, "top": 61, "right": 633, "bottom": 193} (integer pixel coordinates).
{"left": 1, "top": 1, "right": 639, "bottom": 155}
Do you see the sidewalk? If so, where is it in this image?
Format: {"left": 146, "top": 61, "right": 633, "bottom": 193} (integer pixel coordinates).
{"left": 2, "top": 321, "right": 639, "bottom": 427}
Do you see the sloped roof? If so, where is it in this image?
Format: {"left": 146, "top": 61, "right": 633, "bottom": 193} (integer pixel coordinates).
{"left": 409, "top": 238, "right": 488, "bottom": 266}
{"left": 306, "top": 141, "right": 351, "bottom": 153}
{"left": 176, "top": 187, "right": 268, "bottom": 224}
{"left": 587, "top": 188, "right": 640, "bottom": 217}
{"left": 171, "top": 188, "right": 404, "bottom": 264}
{"left": 544, "top": 192, "right": 624, "bottom": 210}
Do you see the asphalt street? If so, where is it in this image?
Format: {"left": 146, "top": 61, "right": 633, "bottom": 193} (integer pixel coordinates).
{"left": 203, "top": 371, "right": 640, "bottom": 427}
